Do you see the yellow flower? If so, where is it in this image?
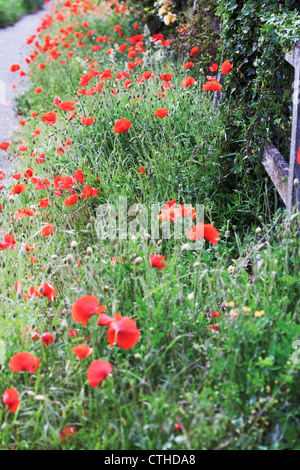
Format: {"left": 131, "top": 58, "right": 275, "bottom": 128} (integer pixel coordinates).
{"left": 242, "top": 306, "right": 251, "bottom": 312}
{"left": 254, "top": 310, "right": 265, "bottom": 318}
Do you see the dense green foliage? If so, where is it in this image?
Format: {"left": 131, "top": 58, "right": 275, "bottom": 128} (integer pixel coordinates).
{"left": 0, "top": 0, "right": 44, "bottom": 28}
{"left": 215, "top": 0, "right": 300, "bottom": 200}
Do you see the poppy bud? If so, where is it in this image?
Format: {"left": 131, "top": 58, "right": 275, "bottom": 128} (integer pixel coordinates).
{"left": 86, "top": 247, "right": 93, "bottom": 257}
{"left": 134, "top": 256, "right": 143, "bottom": 265}
{"left": 255, "top": 227, "right": 262, "bottom": 235}
{"left": 103, "top": 285, "right": 109, "bottom": 292}
{"left": 294, "top": 178, "right": 299, "bottom": 188}
{"left": 193, "top": 261, "right": 200, "bottom": 268}
{"left": 61, "top": 319, "right": 68, "bottom": 331}
{"left": 181, "top": 243, "right": 190, "bottom": 252}
{"left": 228, "top": 265, "right": 235, "bottom": 274}
{"left": 157, "top": 240, "right": 163, "bottom": 246}
{"left": 66, "top": 254, "right": 74, "bottom": 264}
{"left": 71, "top": 240, "right": 78, "bottom": 249}
{"left": 187, "top": 292, "right": 194, "bottom": 301}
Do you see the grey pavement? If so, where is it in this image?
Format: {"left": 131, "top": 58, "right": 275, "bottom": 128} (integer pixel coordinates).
{"left": 0, "top": 6, "right": 48, "bottom": 171}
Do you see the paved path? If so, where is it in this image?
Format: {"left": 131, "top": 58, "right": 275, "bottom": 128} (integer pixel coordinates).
{"left": 0, "top": 6, "right": 48, "bottom": 171}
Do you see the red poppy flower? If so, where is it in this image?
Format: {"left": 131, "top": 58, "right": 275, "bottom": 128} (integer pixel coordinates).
{"left": 158, "top": 200, "right": 182, "bottom": 223}
{"left": 113, "top": 118, "right": 132, "bottom": 133}
{"left": 188, "top": 223, "right": 220, "bottom": 245}
{"left": 59, "top": 101, "right": 76, "bottom": 111}
{"left": 210, "top": 323, "right": 219, "bottom": 332}
{"left": 56, "top": 143, "right": 65, "bottom": 153}
{"left": 124, "top": 79, "right": 132, "bottom": 89}
{"left": 74, "top": 169, "right": 84, "bottom": 183}
{"left": 0, "top": 141, "right": 10, "bottom": 150}
{"left": 34, "top": 87, "right": 42, "bottom": 94}
{"left": 297, "top": 147, "right": 300, "bottom": 165}
{"left": 41, "top": 111, "right": 58, "bottom": 126}
{"left": 80, "top": 185, "right": 98, "bottom": 199}
{"left": 72, "top": 344, "right": 94, "bottom": 359}
{"left": 221, "top": 60, "right": 233, "bottom": 75}
{"left": 209, "top": 63, "right": 218, "bottom": 72}
{"left": 211, "top": 311, "right": 221, "bottom": 318}
{"left": 190, "top": 46, "right": 199, "bottom": 58}
{"left": 98, "top": 313, "right": 140, "bottom": 350}
{"left": 18, "top": 144, "right": 28, "bottom": 152}
{"left": 3, "top": 234, "right": 16, "bottom": 250}
{"left": 150, "top": 254, "right": 167, "bottom": 270}
{"left": 69, "top": 329, "right": 79, "bottom": 338}
{"left": 152, "top": 34, "right": 163, "bottom": 43}
{"left": 41, "top": 332, "right": 55, "bottom": 346}
{"left": 11, "top": 183, "right": 27, "bottom": 194}
{"left": 2, "top": 388, "right": 20, "bottom": 413}
{"left": 37, "top": 282, "right": 56, "bottom": 301}
{"left": 72, "top": 296, "right": 106, "bottom": 327}
{"left": 181, "top": 77, "right": 196, "bottom": 89}
{"left": 183, "top": 62, "right": 194, "bottom": 68}
{"left": 159, "top": 73, "right": 173, "bottom": 82}
{"left": 65, "top": 194, "right": 79, "bottom": 206}
{"left": 154, "top": 108, "right": 169, "bottom": 118}
{"left": 41, "top": 224, "right": 55, "bottom": 237}
{"left": 87, "top": 360, "right": 112, "bottom": 388}
{"left": 59, "top": 425, "right": 78, "bottom": 441}
{"left": 39, "top": 197, "right": 49, "bottom": 209}
{"left": 9, "top": 352, "right": 40, "bottom": 373}
{"left": 202, "top": 80, "right": 222, "bottom": 93}
{"left": 10, "top": 64, "right": 20, "bottom": 72}
{"left": 13, "top": 173, "right": 22, "bottom": 180}
{"left": 32, "top": 129, "right": 42, "bottom": 137}
{"left": 142, "top": 71, "right": 155, "bottom": 80}
{"left": 24, "top": 167, "right": 34, "bottom": 179}
{"left": 80, "top": 116, "right": 95, "bottom": 126}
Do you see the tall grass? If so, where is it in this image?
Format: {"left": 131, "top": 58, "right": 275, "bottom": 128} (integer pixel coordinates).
{"left": 0, "top": 0, "right": 299, "bottom": 450}
{"left": 0, "top": 0, "right": 44, "bottom": 28}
